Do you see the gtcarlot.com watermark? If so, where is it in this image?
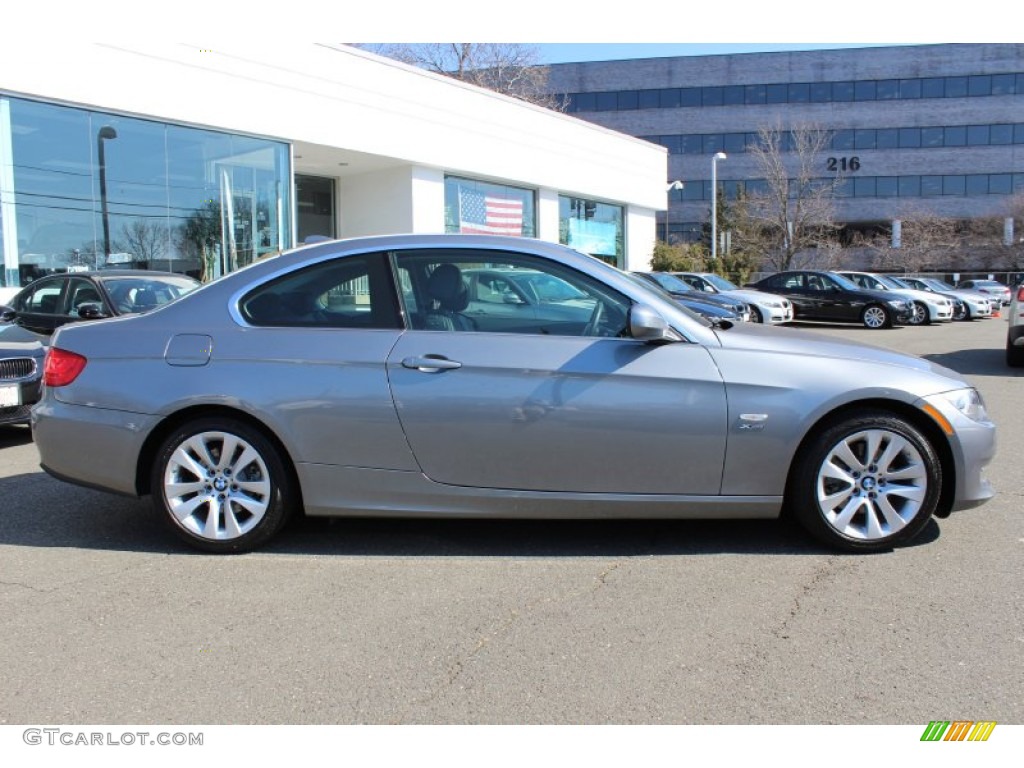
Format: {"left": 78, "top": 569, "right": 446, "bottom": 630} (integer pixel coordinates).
{"left": 23, "top": 728, "right": 203, "bottom": 747}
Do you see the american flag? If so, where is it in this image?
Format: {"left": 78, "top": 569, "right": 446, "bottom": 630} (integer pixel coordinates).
{"left": 458, "top": 188, "right": 524, "bottom": 236}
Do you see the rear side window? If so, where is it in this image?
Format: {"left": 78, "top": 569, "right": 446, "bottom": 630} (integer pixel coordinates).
{"left": 240, "top": 253, "right": 401, "bottom": 329}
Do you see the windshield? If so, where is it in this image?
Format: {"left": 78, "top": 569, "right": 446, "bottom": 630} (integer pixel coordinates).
{"left": 641, "top": 272, "right": 693, "bottom": 293}
{"left": 513, "top": 272, "right": 587, "bottom": 303}
{"left": 701, "top": 274, "right": 739, "bottom": 291}
{"left": 828, "top": 272, "right": 861, "bottom": 291}
{"left": 872, "top": 274, "right": 905, "bottom": 290}
{"left": 624, "top": 273, "right": 710, "bottom": 326}
{"left": 888, "top": 276, "right": 912, "bottom": 289}
{"left": 99, "top": 275, "right": 201, "bottom": 312}
{"left": 923, "top": 278, "right": 955, "bottom": 291}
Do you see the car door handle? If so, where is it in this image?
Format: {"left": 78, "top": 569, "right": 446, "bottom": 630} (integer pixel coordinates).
{"left": 401, "top": 355, "right": 463, "bottom": 373}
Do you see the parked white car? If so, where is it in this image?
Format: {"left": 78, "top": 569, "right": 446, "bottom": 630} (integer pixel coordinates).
{"left": 959, "top": 279, "right": 1011, "bottom": 307}
{"left": 899, "top": 276, "right": 993, "bottom": 321}
{"left": 837, "top": 271, "right": 954, "bottom": 325}
{"left": 672, "top": 272, "right": 794, "bottom": 324}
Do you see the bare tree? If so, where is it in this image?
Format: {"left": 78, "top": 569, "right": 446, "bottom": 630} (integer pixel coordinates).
{"left": 743, "top": 122, "right": 842, "bottom": 271}
{"left": 357, "top": 43, "right": 564, "bottom": 109}
{"left": 885, "top": 204, "right": 963, "bottom": 274}
{"left": 113, "top": 219, "right": 168, "bottom": 265}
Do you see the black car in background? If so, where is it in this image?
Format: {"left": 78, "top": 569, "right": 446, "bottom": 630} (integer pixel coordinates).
{"left": 746, "top": 270, "right": 911, "bottom": 329}
{"left": 0, "top": 270, "right": 200, "bottom": 427}
{"left": 1, "top": 270, "right": 200, "bottom": 336}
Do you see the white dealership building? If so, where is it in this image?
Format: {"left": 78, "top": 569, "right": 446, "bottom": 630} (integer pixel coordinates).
{"left": 0, "top": 43, "right": 666, "bottom": 288}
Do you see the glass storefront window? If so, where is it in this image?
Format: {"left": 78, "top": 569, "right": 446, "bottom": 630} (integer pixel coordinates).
{"left": 0, "top": 95, "right": 290, "bottom": 287}
{"left": 444, "top": 176, "right": 536, "bottom": 238}
{"left": 558, "top": 195, "right": 624, "bottom": 267}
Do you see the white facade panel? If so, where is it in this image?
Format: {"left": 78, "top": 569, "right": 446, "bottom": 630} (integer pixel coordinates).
{"left": 0, "top": 42, "right": 664, "bottom": 267}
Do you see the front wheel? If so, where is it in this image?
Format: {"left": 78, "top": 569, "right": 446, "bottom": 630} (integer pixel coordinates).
{"left": 749, "top": 305, "right": 764, "bottom": 323}
{"left": 151, "top": 418, "right": 294, "bottom": 553}
{"left": 907, "top": 301, "right": 929, "bottom": 326}
{"left": 861, "top": 304, "right": 891, "bottom": 329}
{"left": 788, "top": 411, "right": 941, "bottom": 552}
{"left": 1008, "top": 337, "right": 1024, "bottom": 367}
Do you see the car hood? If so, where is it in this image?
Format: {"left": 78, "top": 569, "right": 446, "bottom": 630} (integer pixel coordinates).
{"left": 710, "top": 322, "right": 965, "bottom": 382}
{"left": 0, "top": 322, "right": 48, "bottom": 355}
{"left": 723, "top": 288, "right": 788, "bottom": 304}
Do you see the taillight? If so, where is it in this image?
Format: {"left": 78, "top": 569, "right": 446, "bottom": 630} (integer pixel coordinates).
{"left": 1017, "top": 286, "right": 1024, "bottom": 302}
{"left": 43, "top": 348, "right": 88, "bottom": 387}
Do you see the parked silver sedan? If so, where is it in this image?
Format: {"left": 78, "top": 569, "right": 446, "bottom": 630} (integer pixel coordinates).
{"left": 33, "top": 235, "right": 996, "bottom": 554}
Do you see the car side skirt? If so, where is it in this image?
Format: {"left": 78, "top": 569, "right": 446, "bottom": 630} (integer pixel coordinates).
{"left": 297, "top": 464, "right": 782, "bottom": 520}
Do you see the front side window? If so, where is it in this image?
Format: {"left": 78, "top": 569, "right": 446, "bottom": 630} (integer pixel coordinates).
{"left": 17, "top": 279, "right": 64, "bottom": 314}
{"left": 394, "top": 249, "right": 631, "bottom": 338}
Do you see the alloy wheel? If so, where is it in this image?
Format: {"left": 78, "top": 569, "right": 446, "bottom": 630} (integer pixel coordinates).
{"left": 815, "top": 428, "right": 928, "bottom": 542}
{"left": 162, "top": 430, "right": 273, "bottom": 541}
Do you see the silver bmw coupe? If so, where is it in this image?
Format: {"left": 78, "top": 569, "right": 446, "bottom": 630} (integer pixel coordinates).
{"left": 32, "top": 235, "right": 996, "bottom": 553}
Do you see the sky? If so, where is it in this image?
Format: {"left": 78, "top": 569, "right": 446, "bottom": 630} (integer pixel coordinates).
{"left": 10, "top": 2, "right": 1005, "bottom": 43}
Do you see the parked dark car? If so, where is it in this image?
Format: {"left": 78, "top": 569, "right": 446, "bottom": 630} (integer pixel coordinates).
{"left": 0, "top": 323, "right": 46, "bottom": 427}
{"left": 746, "top": 270, "right": 911, "bottom": 329}
{"left": 0, "top": 270, "right": 201, "bottom": 336}
{"left": 0, "top": 270, "right": 200, "bottom": 426}
{"left": 631, "top": 272, "right": 750, "bottom": 321}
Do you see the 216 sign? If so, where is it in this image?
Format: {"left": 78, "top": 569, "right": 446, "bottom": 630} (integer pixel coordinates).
{"left": 827, "top": 156, "right": 861, "bottom": 172}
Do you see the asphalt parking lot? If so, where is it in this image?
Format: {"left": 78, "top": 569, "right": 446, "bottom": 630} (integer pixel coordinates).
{"left": 0, "top": 317, "right": 1020, "bottom": 725}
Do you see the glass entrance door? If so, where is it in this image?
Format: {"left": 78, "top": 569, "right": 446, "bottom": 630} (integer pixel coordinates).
{"left": 296, "top": 175, "right": 335, "bottom": 244}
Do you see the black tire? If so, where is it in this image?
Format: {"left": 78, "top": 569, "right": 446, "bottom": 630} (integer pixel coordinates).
{"left": 749, "top": 305, "right": 764, "bottom": 323}
{"left": 962, "top": 304, "right": 973, "bottom": 321}
{"left": 1008, "top": 337, "right": 1024, "bottom": 367}
{"left": 907, "top": 301, "right": 929, "bottom": 326}
{"left": 151, "top": 417, "right": 294, "bottom": 553}
{"left": 861, "top": 303, "right": 891, "bottom": 329}
{"left": 788, "top": 410, "right": 941, "bottom": 553}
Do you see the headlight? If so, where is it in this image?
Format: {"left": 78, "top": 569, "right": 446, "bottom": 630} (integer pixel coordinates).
{"left": 940, "top": 388, "right": 990, "bottom": 423}
{"left": 887, "top": 300, "right": 906, "bottom": 308}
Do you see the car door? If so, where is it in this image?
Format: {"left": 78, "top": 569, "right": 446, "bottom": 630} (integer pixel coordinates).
{"left": 813, "top": 273, "right": 856, "bottom": 321}
{"left": 11, "top": 276, "right": 68, "bottom": 335}
{"left": 387, "top": 248, "right": 728, "bottom": 495}
{"left": 766, "top": 273, "right": 819, "bottom": 319}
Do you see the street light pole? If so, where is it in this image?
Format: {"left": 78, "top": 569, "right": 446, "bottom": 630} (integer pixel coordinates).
{"left": 97, "top": 125, "right": 118, "bottom": 264}
{"left": 665, "top": 180, "right": 683, "bottom": 242}
{"left": 710, "top": 152, "right": 727, "bottom": 260}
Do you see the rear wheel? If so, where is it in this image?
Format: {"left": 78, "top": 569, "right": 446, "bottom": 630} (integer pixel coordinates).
{"left": 151, "top": 418, "right": 294, "bottom": 553}
{"left": 789, "top": 411, "right": 941, "bottom": 552}
{"left": 861, "top": 304, "right": 891, "bottom": 329}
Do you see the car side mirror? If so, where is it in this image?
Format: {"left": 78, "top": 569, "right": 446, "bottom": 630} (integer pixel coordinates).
{"left": 629, "top": 304, "right": 676, "bottom": 344}
{"left": 77, "top": 302, "right": 110, "bottom": 320}
{"left": 0, "top": 305, "right": 15, "bottom": 323}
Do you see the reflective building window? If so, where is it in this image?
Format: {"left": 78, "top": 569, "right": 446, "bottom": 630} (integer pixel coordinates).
{"left": 558, "top": 196, "right": 624, "bottom": 266}
{"left": 0, "top": 96, "right": 290, "bottom": 288}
